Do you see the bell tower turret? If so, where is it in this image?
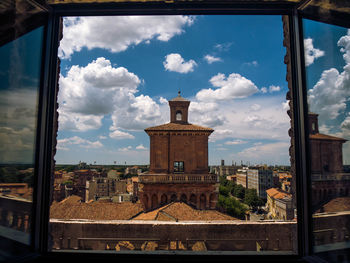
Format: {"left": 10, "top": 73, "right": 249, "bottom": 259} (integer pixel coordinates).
{"left": 168, "top": 91, "right": 190, "bottom": 124}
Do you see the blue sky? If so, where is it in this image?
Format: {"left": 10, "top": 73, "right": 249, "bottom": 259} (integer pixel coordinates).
{"left": 1, "top": 17, "right": 349, "bottom": 166}
{"left": 55, "top": 15, "right": 291, "bottom": 165}
{"left": 303, "top": 20, "right": 350, "bottom": 164}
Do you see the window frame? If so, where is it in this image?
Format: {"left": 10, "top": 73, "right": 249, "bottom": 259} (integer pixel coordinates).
{"left": 174, "top": 161, "right": 184, "bottom": 173}
{"left": 26, "top": 1, "right": 350, "bottom": 262}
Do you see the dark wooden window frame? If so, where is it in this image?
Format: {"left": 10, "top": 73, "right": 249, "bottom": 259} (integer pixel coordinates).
{"left": 26, "top": 1, "right": 350, "bottom": 262}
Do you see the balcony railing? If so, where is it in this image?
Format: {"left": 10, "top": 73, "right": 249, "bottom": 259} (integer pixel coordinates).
{"left": 0, "top": 195, "right": 32, "bottom": 244}
{"left": 138, "top": 174, "right": 218, "bottom": 184}
{"left": 50, "top": 219, "right": 297, "bottom": 252}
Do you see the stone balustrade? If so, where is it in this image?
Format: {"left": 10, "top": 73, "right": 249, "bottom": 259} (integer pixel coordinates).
{"left": 0, "top": 195, "right": 32, "bottom": 233}
{"left": 49, "top": 219, "right": 297, "bottom": 252}
{"left": 313, "top": 211, "right": 350, "bottom": 252}
{"left": 139, "top": 174, "right": 218, "bottom": 184}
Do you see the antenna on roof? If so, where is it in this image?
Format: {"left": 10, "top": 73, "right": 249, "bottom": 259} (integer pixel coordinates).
{"left": 178, "top": 90, "right": 181, "bottom": 97}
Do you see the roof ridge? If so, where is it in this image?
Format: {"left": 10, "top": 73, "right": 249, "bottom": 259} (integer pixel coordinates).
{"left": 157, "top": 210, "right": 178, "bottom": 221}
{"left": 145, "top": 122, "right": 213, "bottom": 131}
{"left": 310, "top": 133, "right": 347, "bottom": 141}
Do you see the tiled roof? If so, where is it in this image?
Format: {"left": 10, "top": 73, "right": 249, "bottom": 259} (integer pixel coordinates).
{"left": 266, "top": 188, "right": 291, "bottom": 200}
{"left": 310, "top": 133, "right": 347, "bottom": 142}
{"left": 50, "top": 195, "right": 143, "bottom": 220}
{"left": 170, "top": 92, "right": 189, "bottom": 102}
{"left": 317, "top": 197, "right": 350, "bottom": 213}
{"left": 132, "top": 202, "right": 239, "bottom": 221}
{"left": 145, "top": 122, "right": 213, "bottom": 132}
{"left": 170, "top": 96, "right": 189, "bottom": 102}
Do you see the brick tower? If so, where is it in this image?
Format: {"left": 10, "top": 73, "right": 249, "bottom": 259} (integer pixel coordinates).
{"left": 139, "top": 92, "right": 218, "bottom": 211}
{"left": 308, "top": 112, "right": 350, "bottom": 207}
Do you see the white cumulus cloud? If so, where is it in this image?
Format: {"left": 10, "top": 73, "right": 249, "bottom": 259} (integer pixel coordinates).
{"left": 58, "top": 57, "right": 166, "bottom": 132}
{"left": 308, "top": 30, "right": 350, "bottom": 122}
{"left": 196, "top": 73, "right": 259, "bottom": 102}
{"left": 136, "top": 144, "right": 147, "bottom": 150}
{"left": 225, "top": 140, "right": 248, "bottom": 145}
{"left": 163, "top": 53, "right": 197, "bottom": 73}
{"left": 59, "top": 16, "right": 194, "bottom": 59}
{"left": 204, "top": 55, "right": 222, "bottom": 64}
{"left": 304, "top": 38, "right": 325, "bottom": 66}
{"left": 109, "top": 130, "right": 135, "bottom": 140}
{"left": 57, "top": 136, "right": 103, "bottom": 150}
{"left": 269, "top": 85, "right": 281, "bottom": 92}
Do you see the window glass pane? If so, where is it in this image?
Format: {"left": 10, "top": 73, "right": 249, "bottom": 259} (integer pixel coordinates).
{"left": 303, "top": 19, "right": 350, "bottom": 262}
{"left": 49, "top": 15, "right": 297, "bottom": 254}
{"left": 0, "top": 26, "right": 43, "bottom": 246}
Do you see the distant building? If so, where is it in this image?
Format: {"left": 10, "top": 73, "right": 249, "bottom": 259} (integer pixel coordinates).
{"left": 78, "top": 161, "right": 88, "bottom": 169}
{"left": 85, "top": 177, "right": 127, "bottom": 202}
{"left": 53, "top": 183, "right": 65, "bottom": 202}
{"left": 236, "top": 173, "right": 247, "bottom": 188}
{"left": 247, "top": 169, "right": 273, "bottom": 199}
{"left": 125, "top": 166, "right": 140, "bottom": 175}
{"left": 52, "top": 172, "right": 75, "bottom": 202}
{"left": 266, "top": 188, "right": 293, "bottom": 220}
{"left": 73, "top": 169, "right": 96, "bottom": 201}
{"left": 210, "top": 165, "right": 237, "bottom": 177}
{"left": 112, "top": 193, "right": 132, "bottom": 203}
{"left": 226, "top": 175, "right": 236, "bottom": 183}
{"left": 139, "top": 92, "right": 218, "bottom": 210}
{"left": 107, "top": 169, "right": 120, "bottom": 179}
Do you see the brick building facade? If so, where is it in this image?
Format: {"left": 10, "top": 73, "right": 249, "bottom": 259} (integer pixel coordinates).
{"left": 139, "top": 92, "right": 218, "bottom": 211}
{"left": 308, "top": 112, "right": 350, "bottom": 207}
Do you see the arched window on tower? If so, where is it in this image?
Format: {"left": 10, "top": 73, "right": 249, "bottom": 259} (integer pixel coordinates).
{"left": 176, "top": 111, "right": 182, "bottom": 121}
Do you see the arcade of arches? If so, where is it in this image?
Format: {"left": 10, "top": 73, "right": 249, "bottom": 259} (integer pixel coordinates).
{"left": 142, "top": 192, "right": 217, "bottom": 211}
{"left": 140, "top": 184, "right": 218, "bottom": 211}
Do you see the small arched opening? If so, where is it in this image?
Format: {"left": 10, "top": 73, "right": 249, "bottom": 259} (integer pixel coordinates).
{"left": 189, "top": 194, "right": 196, "bottom": 207}
{"left": 151, "top": 194, "right": 158, "bottom": 209}
{"left": 160, "top": 194, "right": 168, "bottom": 205}
{"left": 176, "top": 110, "right": 182, "bottom": 121}
{"left": 143, "top": 194, "right": 149, "bottom": 210}
{"left": 180, "top": 194, "right": 187, "bottom": 203}
{"left": 200, "top": 194, "right": 206, "bottom": 210}
{"left": 170, "top": 194, "right": 177, "bottom": 202}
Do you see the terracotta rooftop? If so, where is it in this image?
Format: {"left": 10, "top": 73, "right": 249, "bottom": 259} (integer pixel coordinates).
{"left": 310, "top": 133, "right": 347, "bottom": 142}
{"left": 266, "top": 188, "right": 291, "bottom": 200}
{"left": 279, "top": 174, "right": 292, "bottom": 179}
{"left": 145, "top": 122, "right": 213, "bottom": 132}
{"left": 317, "top": 197, "right": 350, "bottom": 213}
{"left": 50, "top": 195, "right": 143, "bottom": 220}
{"left": 132, "top": 202, "right": 239, "bottom": 221}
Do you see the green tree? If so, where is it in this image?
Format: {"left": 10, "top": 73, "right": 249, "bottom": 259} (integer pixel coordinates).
{"left": 232, "top": 184, "right": 245, "bottom": 199}
{"left": 219, "top": 185, "right": 230, "bottom": 197}
{"left": 244, "top": 188, "right": 265, "bottom": 210}
{"left": 217, "top": 195, "right": 247, "bottom": 219}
